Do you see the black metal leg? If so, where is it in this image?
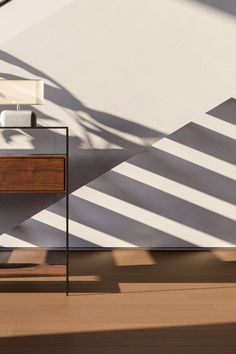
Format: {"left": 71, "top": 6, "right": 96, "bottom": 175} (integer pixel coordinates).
{"left": 66, "top": 191, "right": 69, "bottom": 295}
{"left": 66, "top": 127, "right": 69, "bottom": 296}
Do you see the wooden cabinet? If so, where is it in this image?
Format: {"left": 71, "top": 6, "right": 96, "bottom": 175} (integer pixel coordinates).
{"left": 0, "top": 155, "right": 67, "bottom": 193}
{"left": 0, "top": 127, "right": 70, "bottom": 294}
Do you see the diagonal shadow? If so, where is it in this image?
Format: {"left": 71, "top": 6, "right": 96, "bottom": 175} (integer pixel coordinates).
{"left": 207, "top": 97, "right": 236, "bottom": 125}
{"left": 193, "top": 0, "right": 236, "bottom": 17}
{"left": 0, "top": 52, "right": 162, "bottom": 140}
{"left": 0, "top": 50, "right": 164, "bottom": 244}
{"left": 128, "top": 146, "right": 236, "bottom": 204}
{"left": 0, "top": 0, "right": 13, "bottom": 8}
{"left": 6, "top": 218, "right": 98, "bottom": 248}
{"left": 0, "top": 49, "right": 235, "bottom": 249}
{"left": 168, "top": 122, "right": 236, "bottom": 165}
{"left": 44, "top": 99, "right": 236, "bottom": 248}
{"left": 87, "top": 170, "right": 236, "bottom": 245}
{"left": 8, "top": 107, "right": 234, "bottom": 249}
{"left": 48, "top": 194, "right": 195, "bottom": 248}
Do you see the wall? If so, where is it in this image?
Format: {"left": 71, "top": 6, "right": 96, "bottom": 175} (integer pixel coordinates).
{"left": 0, "top": 0, "right": 235, "bottom": 248}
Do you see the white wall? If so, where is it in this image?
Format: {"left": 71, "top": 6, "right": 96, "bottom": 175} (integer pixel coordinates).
{"left": 0, "top": 0, "right": 235, "bottom": 248}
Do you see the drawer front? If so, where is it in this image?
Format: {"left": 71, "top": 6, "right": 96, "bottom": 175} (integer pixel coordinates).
{"left": 0, "top": 155, "right": 66, "bottom": 193}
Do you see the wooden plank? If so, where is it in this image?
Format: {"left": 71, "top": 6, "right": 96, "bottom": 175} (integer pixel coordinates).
{"left": 0, "top": 155, "right": 66, "bottom": 193}
{"left": 0, "top": 250, "right": 235, "bottom": 353}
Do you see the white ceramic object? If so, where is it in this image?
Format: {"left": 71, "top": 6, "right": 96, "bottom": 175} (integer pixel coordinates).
{"left": 0, "top": 110, "right": 37, "bottom": 127}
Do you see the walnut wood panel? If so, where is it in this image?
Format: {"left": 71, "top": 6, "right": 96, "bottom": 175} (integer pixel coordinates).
{"left": 0, "top": 155, "right": 66, "bottom": 193}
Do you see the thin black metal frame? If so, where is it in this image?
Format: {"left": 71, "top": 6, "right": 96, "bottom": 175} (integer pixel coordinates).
{"left": 0, "top": 126, "right": 70, "bottom": 295}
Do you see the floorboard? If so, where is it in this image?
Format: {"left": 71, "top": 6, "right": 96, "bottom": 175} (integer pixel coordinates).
{"left": 0, "top": 250, "right": 235, "bottom": 353}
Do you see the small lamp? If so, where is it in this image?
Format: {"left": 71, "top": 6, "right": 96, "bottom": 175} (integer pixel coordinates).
{"left": 0, "top": 79, "right": 44, "bottom": 127}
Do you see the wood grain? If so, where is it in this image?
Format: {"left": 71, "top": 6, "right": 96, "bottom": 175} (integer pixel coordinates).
{"left": 0, "top": 155, "right": 66, "bottom": 193}
{"left": 0, "top": 250, "right": 236, "bottom": 353}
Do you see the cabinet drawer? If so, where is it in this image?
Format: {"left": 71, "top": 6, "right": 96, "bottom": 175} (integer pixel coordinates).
{"left": 0, "top": 155, "right": 66, "bottom": 193}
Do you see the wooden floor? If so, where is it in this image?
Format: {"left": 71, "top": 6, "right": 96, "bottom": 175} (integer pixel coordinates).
{"left": 0, "top": 249, "right": 236, "bottom": 353}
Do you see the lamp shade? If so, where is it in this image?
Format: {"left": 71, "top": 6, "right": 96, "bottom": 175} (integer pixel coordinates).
{"left": 0, "top": 80, "right": 44, "bottom": 105}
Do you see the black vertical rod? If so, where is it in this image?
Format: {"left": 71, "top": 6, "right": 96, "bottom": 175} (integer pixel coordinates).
{"left": 66, "top": 127, "right": 69, "bottom": 295}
